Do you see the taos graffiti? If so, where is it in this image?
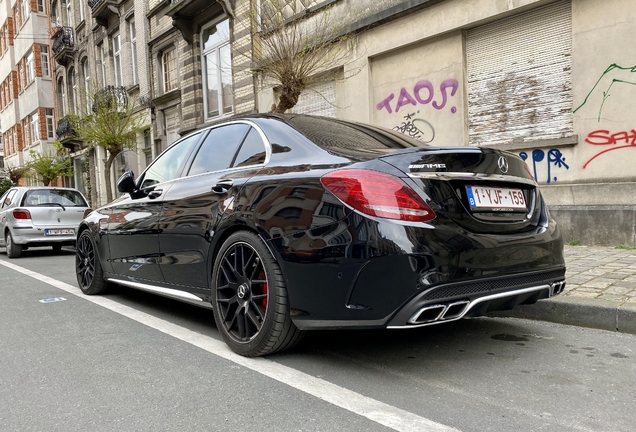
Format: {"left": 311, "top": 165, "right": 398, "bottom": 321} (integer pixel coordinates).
{"left": 392, "top": 112, "right": 435, "bottom": 143}
{"left": 583, "top": 129, "right": 636, "bottom": 169}
{"left": 573, "top": 63, "right": 636, "bottom": 122}
{"left": 519, "top": 149, "right": 569, "bottom": 184}
{"left": 376, "top": 79, "right": 459, "bottom": 114}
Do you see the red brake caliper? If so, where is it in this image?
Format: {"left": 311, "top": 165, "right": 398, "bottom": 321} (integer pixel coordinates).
{"left": 259, "top": 271, "right": 268, "bottom": 311}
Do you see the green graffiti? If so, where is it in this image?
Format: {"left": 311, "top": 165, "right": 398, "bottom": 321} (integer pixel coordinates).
{"left": 573, "top": 63, "right": 636, "bottom": 122}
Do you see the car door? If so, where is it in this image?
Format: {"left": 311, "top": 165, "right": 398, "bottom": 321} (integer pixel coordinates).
{"left": 0, "top": 189, "right": 18, "bottom": 246}
{"left": 158, "top": 123, "right": 268, "bottom": 291}
{"left": 105, "top": 132, "right": 202, "bottom": 283}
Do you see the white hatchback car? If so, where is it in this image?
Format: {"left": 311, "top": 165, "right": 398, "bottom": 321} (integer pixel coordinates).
{"left": 0, "top": 187, "right": 91, "bottom": 258}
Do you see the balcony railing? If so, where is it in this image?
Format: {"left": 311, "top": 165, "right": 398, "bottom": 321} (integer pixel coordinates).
{"left": 87, "top": 0, "right": 105, "bottom": 9}
{"left": 93, "top": 86, "right": 128, "bottom": 113}
{"left": 51, "top": 26, "right": 74, "bottom": 57}
{"left": 56, "top": 116, "right": 76, "bottom": 141}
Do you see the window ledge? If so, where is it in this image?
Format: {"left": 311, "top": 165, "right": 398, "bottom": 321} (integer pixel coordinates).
{"left": 478, "top": 135, "right": 578, "bottom": 152}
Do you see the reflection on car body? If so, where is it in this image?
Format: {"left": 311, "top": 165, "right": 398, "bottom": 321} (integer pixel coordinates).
{"left": 74, "top": 114, "right": 565, "bottom": 357}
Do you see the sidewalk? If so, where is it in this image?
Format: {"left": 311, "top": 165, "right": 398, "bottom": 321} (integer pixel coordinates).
{"left": 494, "top": 245, "right": 636, "bottom": 334}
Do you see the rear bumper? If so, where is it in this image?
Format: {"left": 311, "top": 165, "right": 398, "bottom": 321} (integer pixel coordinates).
{"left": 11, "top": 227, "right": 77, "bottom": 246}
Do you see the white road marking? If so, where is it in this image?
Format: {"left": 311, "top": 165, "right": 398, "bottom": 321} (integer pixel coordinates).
{"left": 0, "top": 260, "right": 459, "bottom": 432}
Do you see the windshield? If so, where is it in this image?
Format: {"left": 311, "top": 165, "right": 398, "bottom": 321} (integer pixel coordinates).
{"left": 22, "top": 189, "right": 88, "bottom": 207}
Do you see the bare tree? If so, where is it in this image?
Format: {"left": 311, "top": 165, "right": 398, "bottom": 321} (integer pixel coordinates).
{"left": 3, "top": 164, "right": 28, "bottom": 185}
{"left": 238, "top": 0, "right": 353, "bottom": 113}
{"left": 72, "top": 86, "right": 149, "bottom": 203}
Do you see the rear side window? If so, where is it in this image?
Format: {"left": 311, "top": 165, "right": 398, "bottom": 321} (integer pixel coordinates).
{"left": 188, "top": 124, "right": 249, "bottom": 176}
{"left": 233, "top": 127, "right": 266, "bottom": 167}
{"left": 140, "top": 133, "right": 201, "bottom": 188}
{"left": 2, "top": 189, "right": 17, "bottom": 208}
{"left": 23, "top": 189, "right": 88, "bottom": 207}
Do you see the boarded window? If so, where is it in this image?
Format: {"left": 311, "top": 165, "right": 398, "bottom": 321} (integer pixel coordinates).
{"left": 466, "top": 0, "right": 572, "bottom": 146}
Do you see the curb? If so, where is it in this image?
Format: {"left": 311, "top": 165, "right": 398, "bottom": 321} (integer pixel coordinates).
{"left": 489, "top": 297, "right": 636, "bottom": 335}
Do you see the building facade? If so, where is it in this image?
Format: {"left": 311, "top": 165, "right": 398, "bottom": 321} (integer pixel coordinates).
{"left": 0, "top": 0, "right": 56, "bottom": 184}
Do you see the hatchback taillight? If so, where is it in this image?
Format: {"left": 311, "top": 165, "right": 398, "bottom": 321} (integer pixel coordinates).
{"left": 320, "top": 169, "right": 435, "bottom": 222}
{"left": 13, "top": 209, "right": 32, "bottom": 220}
{"left": 83, "top": 208, "right": 93, "bottom": 218}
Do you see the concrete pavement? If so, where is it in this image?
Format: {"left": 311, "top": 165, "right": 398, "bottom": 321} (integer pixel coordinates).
{"left": 495, "top": 245, "right": 636, "bottom": 334}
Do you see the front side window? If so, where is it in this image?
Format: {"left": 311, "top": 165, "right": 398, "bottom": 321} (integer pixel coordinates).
{"left": 188, "top": 124, "right": 249, "bottom": 176}
{"left": 140, "top": 133, "right": 201, "bottom": 189}
{"left": 162, "top": 48, "right": 177, "bottom": 92}
{"left": 202, "top": 19, "right": 233, "bottom": 119}
{"left": 113, "top": 34, "right": 123, "bottom": 87}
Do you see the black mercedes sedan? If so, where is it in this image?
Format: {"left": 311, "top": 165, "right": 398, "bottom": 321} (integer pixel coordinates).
{"left": 75, "top": 114, "right": 565, "bottom": 356}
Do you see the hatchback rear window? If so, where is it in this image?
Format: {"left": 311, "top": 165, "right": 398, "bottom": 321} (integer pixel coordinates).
{"left": 23, "top": 189, "right": 88, "bottom": 207}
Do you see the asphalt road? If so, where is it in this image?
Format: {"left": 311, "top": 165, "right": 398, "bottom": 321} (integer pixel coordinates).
{"left": 1, "top": 248, "right": 635, "bottom": 432}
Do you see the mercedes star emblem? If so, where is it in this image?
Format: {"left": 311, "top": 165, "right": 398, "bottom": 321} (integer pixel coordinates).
{"left": 498, "top": 156, "right": 509, "bottom": 174}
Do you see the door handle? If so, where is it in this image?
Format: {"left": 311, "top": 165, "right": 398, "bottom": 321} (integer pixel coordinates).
{"left": 148, "top": 189, "right": 163, "bottom": 199}
{"left": 211, "top": 179, "right": 234, "bottom": 194}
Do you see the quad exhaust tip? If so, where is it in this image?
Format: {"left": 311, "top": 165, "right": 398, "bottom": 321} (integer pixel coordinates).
{"left": 408, "top": 300, "right": 470, "bottom": 324}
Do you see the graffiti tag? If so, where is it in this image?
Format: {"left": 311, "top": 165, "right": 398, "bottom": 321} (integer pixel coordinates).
{"left": 573, "top": 63, "right": 636, "bottom": 122}
{"left": 582, "top": 129, "right": 636, "bottom": 168}
{"left": 519, "top": 149, "right": 569, "bottom": 184}
{"left": 392, "top": 112, "right": 435, "bottom": 143}
{"left": 377, "top": 79, "right": 459, "bottom": 114}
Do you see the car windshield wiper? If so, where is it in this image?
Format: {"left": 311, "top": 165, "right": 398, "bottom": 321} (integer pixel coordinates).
{"left": 34, "top": 203, "right": 66, "bottom": 211}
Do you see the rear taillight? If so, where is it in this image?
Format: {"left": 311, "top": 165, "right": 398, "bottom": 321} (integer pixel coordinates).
{"left": 320, "top": 169, "right": 435, "bottom": 222}
{"left": 83, "top": 208, "right": 93, "bottom": 218}
{"left": 13, "top": 209, "right": 32, "bottom": 220}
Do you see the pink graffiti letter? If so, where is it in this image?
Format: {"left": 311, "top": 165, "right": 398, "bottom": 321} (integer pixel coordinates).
{"left": 376, "top": 94, "right": 395, "bottom": 113}
{"left": 395, "top": 88, "right": 417, "bottom": 113}
{"left": 432, "top": 79, "right": 459, "bottom": 110}
{"left": 414, "top": 80, "right": 434, "bottom": 105}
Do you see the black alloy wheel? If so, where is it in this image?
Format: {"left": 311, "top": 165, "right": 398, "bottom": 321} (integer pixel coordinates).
{"left": 5, "top": 231, "right": 22, "bottom": 259}
{"left": 76, "top": 230, "right": 109, "bottom": 295}
{"left": 212, "top": 231, "right": 303, "bottom": 356}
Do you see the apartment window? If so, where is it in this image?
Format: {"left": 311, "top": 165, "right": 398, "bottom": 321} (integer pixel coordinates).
{"left": 30, "top": 112, "right": 40, "bottom": 143}
{"left": 78, "top": 0, "right": 85, "bottom": 22}
{"left": 83, "top": 59, "right": 91, "bottom": 113}
{"left": 17, "top": 62, "right": 24, "bottom": 88}
{"left": 66, "top": 0, "right": 73, "bottom": 28}
{"left": 162, "top": 48, "right": 177, "bottom": 92}
{"left": 113, "top": 34, "right": 123, "bottom": 87}
{"left": 202, "top": 19, "right": 233, "bottom": 119}
{"left": 46, "top": 109, "right": 54, "bottom": 139}
{"left": 25, "top": 50, "right": 34, "bottom": 84}
{"left": 98, "top": 44, "right": 106, "bottom": 87}
{"left": 68, "top": 69, "right": 76, "bottom": 113}
{"left": 57, "top": 78, "right": 67, "bottom": 114}
{"left": 23, "top": 118, "right": 30, "bottom": 146}
{"left": 129, "top": 20, "right": 138, "bottom": 85}
{"left": 21, "top": 0, "right": 29, "bottom": 24}
{"left": 41, "top": 45, "right": 50, "bottom": 77}
{"left": 37, "top": 0, "right": 46, "bottom": 13}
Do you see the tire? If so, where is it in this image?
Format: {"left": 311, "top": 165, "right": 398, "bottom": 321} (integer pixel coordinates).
{"left": 212, "top": 231, "right": 304, "bottom": 357}
{"left": 52, "top": 245, "right": 63, "bottom": 253}
{"left": 5, "top": 231, "right": 22, "bottom": 259}
{"left": 76, "top": 230, "right": 110, "bottom": 295}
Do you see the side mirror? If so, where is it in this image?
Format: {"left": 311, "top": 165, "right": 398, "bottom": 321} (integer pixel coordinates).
{"left": 117, "top": 171, "right": 136, "bottom": 194}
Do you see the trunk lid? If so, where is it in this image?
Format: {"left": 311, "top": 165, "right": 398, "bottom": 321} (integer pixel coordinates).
{"left": 379, "top": 147, "right": 544, "bottom": 234}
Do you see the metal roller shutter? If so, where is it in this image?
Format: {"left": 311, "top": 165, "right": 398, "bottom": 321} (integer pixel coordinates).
{"left": 466, "top": 0, "right": 573, "bottom": 146}
{"left": 291, "top": 79, "right": 336, "bottom": 117}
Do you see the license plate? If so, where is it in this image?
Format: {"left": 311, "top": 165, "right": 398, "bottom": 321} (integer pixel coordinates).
{"left": 465, "top": 185, "right": 526, "bottom": 210}
{"left": 45, "top": 229, "right": 75, "bottom": 236}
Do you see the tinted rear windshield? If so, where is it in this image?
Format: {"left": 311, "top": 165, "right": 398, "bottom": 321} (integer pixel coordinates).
{"left": 285, "top": 116, "right": 424, "bottom": 156}
{"left": 23, "top": 189, "right": 88, "bottom": 207}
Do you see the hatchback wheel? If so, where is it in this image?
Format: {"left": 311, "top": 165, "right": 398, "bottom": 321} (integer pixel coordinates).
{"left": 76, "top": 230, "right": 110, "bottom": 295}
{"left": 212, "top": 231, "right": 304, "bottom": 357}
{"left": 5, "top": 232, "right": 22, "bottom": 259}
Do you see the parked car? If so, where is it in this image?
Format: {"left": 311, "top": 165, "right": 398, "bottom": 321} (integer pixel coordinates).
{"left": 0, "top": 187, "right": 92, "bottom": 258}
{"left": 75, "top": 114, "right": 565, "bottom": 356}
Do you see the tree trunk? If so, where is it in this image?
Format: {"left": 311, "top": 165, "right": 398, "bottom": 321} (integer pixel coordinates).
{"left": 104, "top": 151, "right": 119, "bottom": 203}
